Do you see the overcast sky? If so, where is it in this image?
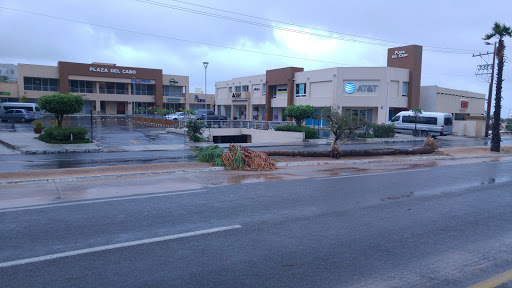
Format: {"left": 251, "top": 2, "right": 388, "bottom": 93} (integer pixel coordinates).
{"left": 1, "top": 0, "right": 512, "bottom": 118}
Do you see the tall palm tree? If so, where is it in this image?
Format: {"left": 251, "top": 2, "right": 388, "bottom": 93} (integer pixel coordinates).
{"left": 484, "top": 22, "right": 512, "bottom": 152}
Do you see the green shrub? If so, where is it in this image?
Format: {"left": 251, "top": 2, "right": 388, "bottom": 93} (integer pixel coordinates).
{"left": 274, "top": 125, "right": 319, "bottom": 139}
{"left": 38, "top": 126, "right": 92, "bottom": 144}
{"left": 194, "top": 145, "right": 224, "bottom": 165}
{"left": 186, "top": 119, "right": 205, "bottom": 142}
{"left": 506, "top": 124, "right": 512, "bottom": 131}
{"left": 371, "top": 124, "right": 395, "bottom": 138}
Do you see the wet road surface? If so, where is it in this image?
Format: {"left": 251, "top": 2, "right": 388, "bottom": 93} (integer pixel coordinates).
{"left": 1, "top": 160, "right": 512, "bottom": 287}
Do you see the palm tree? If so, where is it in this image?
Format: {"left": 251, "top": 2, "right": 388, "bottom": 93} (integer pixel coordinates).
{"left": 484, "top": 22, "right": 512, "bottom": 152}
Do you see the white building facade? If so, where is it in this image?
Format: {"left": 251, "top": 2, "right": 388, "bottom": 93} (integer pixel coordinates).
{"left": 215, "top": 66, "right": 411, "bottom": 124}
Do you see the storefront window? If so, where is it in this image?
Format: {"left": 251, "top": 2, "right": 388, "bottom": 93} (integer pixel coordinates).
{"left": 24, "top": 77, "right": 59, "bottom": 92}
{"left": 402, "top": 82, "right": 409, "bottom": 97}
{"left": 69, "top": 80, "right": 93, "bottom": 93}
{"left": 295, "top": 83, "right": 306, "bottom": 97}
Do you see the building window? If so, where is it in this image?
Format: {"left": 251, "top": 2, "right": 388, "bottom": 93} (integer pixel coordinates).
{"left": 235, "top": 86, "right": 241, "bottom": 92}
{"left": 402, "top": 82, "right": 409, "bottom": 97}
{"left": 262, "top": 84, "right": 266, "bottom": 95}
{"left": 295, "top": 83, "right": 307, "bottom": 97}
{"left": 229, "top": 87, "right": 232, "bottom": 93}
{"left": 69, "top": 80, "right": 94, "bottom": 93}
{"left": 98, "top": 82, "right": 128, "bottom": 94}
{"left": 163, "top": 85, "right": 184, "bottom": 97}
{"left": 24, "top": 77, "right": 58, "bottom": 91}
{"left": 242, "top": 85, "right": 249, "bottom": 92}
{"left": 132, "top": 83, "right": 155, "bottom": 95}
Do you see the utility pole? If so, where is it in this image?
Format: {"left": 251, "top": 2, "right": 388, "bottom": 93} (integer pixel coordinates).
{"left": 473, "top": 43, "right": 496, "bottom": 137}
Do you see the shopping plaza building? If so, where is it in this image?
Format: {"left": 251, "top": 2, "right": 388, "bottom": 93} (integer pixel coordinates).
{"left": 0, "top": 44, "right": 485, "bottom": 123}
{"left": 0, "top": 61, "right": 214, "bottom": 115}
{"left": 215, "top": 45, "right": 485, "bottom": 124}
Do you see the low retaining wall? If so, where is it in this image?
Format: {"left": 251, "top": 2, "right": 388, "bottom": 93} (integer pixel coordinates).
{"left": 453, "top": 120, "right": 485, "bottom": 137}
{"left": 208, "top": 128, "right": 304, "bottom": 143}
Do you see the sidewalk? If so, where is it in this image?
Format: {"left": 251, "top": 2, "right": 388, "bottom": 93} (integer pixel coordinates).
{"left": 0, "top": 131, "right": 426, "bottom": 154}
{"left": 0, "top": 132, "right": 102, "bottom": 154}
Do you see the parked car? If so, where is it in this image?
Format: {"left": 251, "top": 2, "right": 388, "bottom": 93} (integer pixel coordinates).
{"left": 0, "top": 102, "right": 41, "bottom": 121}
{"left": 194, "top": 109, "right": 228, "bottom": 121}
{"left": 165, "top": 112, "right": 187, "bottom": 121}
{"left": 0, "top": 109, "right": 35, "bottom": 122}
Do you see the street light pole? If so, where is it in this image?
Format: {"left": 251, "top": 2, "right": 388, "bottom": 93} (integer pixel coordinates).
{"left": 203, "top": 61, "right": 209, "bottom": 124}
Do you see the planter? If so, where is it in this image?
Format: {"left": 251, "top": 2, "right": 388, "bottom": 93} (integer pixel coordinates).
{"left": 34, "top": 127, "right": 43, "bottom": 134}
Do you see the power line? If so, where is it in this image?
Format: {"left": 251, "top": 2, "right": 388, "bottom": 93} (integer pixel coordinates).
{"left": 0, "top": 6, "right": 478, "bottom": 79}
{"left": 0, "top": 6, "right": 359, "bottom": 66}
{"left": 136, "top": 0, "right": 480, "bottom": 54}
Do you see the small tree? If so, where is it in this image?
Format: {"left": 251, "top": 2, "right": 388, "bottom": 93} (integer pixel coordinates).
{"left": 411, "top": 107, "right": 423, "bottom": 132}
{"left": 38, "top": 93, "right": 83, "bottom": 127}
{"left": 186, "top": 119, "right": 205, "bottom": 142}
{"left": 324, "top": 107, "right": 366, "bottom": 157}
{"left": 19, "top": 96, "right": 29, "bottom": 103}
{"left": 284, "top": 105, "right": 314, "bottom": 126}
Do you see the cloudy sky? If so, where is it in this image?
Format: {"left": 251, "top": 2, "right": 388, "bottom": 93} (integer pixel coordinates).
{"left": 1, "top": 0, "right": 512, "bottom": 117}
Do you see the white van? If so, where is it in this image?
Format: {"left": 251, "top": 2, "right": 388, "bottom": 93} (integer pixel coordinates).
{"left": 390, "top": 111, "right": 453, "bottom": 137}
{"left": 0, "top": 102, "right": 41, "bottom": 122}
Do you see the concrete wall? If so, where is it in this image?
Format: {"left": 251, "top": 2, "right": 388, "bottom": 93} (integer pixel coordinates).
{"left": 0, "top": 83, "right": 19, "bottom": 100}
{"left": 420, "top": 86, "right": 485, "bottom": 116}
{"left": 452, "top": 119, "right": 485, "bottom": 137}
{"left": 208, "top": 128, "right": 304, "bottom": 143}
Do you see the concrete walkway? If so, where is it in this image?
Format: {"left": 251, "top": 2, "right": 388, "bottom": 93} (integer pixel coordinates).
{"left": 0, "top": 130, "right": 426, "bottom": 154}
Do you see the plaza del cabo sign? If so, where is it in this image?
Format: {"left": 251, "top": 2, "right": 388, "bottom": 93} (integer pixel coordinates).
{"left": 391, "top": 50, "right": 408, "bottom": 59}
{"left": 89, "top": 67, "right": 136, "bottom": 74}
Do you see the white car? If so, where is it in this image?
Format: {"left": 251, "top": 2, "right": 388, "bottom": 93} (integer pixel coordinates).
{"left": 165, "top": 112, "right": 187, "bottom": 121}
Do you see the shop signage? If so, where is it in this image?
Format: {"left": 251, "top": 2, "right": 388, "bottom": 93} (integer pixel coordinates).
{"left": 131, "top": 79, "right": 151, "bottom": 83}
{"left": 166, "top": 97, "right": 181, "bottom": 102}
{"left": 356, "top": 85, "right": 378, "bottom": 92}
{"left": 232, "top": 92, "right": 242, "bottom": 98}
{"left": 169, "top": 78, "right": 178, "bottom": 85}
{"left": 345, "top": 83, "right": 356, "bottom": 93}
{"left": 253, "top": 87, "right": 260, "bottom": 91}
{"left": 345, "top": 82, "right": 378, "bottom": 94}
{"left": 460, "top": 99, "right": 469, "bottom": 111}
{"left": 391, "top": 50, "right": 408, "bottom": 59}
{"left": 0, "top": 91, "right": 11, "bottom": 95}
{"left": 194, "top": 95, "right": 205, "bottom": 103}
{"left": 89, "top": 67, "right": 136, "bottom": 74}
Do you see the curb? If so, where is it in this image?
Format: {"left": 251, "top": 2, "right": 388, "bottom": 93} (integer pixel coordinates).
{"left": 21, "top": 148, "right": 104, "bottom": 155}
{"left": 0, "top": 138, "right": 18, "bottom": 151}
{"left": 0, "top": 167, "right": 224, "bottom": 186}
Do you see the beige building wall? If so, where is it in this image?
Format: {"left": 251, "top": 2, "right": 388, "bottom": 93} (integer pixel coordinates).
{"left": 18, "top": 64, "right": 59, "bottom": 100}
{"left": 0, "top": 83, "right": 19, "bottom": 100}
{"left": 215, "top": 74, "right": 266, "bottom": 120}
{"left": 420, "top": 86, "right": 485, "bottom": 116}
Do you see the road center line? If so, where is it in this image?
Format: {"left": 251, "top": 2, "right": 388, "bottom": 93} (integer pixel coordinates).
{"left": 0, "top": 189, "right": 207, "bottom": 213}
{"left": 468, "top": 268, "right": 512, "bottom": 288}
{"left": 315, "top": 168, "right": 431, "bottom": 180}
{"left": 0, "top": 225, "right": 242, "bottom": 269}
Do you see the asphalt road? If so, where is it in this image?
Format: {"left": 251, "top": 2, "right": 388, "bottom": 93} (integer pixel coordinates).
{"left": 1, "top": 160, "right": 512, "bottom": 287}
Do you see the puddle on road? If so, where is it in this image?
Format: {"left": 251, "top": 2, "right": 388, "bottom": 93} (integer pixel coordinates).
{"left": 316, "top": 162, "right": 438, "bottom": 177}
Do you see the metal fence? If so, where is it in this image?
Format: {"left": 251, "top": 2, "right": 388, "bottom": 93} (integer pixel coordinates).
{"left": 130, "top": 116, "right": 332, "bottom": 138}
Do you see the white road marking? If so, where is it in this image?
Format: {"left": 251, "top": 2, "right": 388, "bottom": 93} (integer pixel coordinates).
{"left": 315, "top": 168, "right": 431, "bottom": 180}
{"left": 0, "top": 225, "right": 242, "bottom": 268}
{"left": 0, "top": 189, "right": 207, "bottom": 213}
